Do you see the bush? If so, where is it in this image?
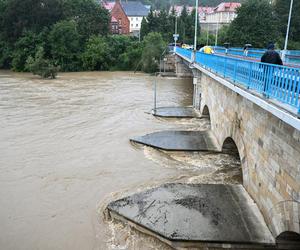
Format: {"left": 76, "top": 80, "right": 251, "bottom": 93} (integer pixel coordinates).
{"left": 48, "top": 20, "right": 81, "bottom": 71}
{"left": 141, "top": 32, "right": 166, "bottom": 73}
{"left": 81, "top": 36, "right": 110, "bottom": 70}
{"left": 117, "top": 42, "right": 143, "bottom": 70}
{"left": 11, "top": 31, "right": 44, "bottom": 71}
{"left": 0, "top": 38, "right": 12, "bottom": 69}
{"left": 26, "top": 47, "right": 59, "bottom": 78}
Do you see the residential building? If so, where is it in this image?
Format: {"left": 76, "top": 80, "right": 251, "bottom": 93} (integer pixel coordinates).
{"left": 170, "top": 2, "right": 241, "bottom": 32}
{"left": 102, "top": 0, "right": 149, "bottom": 36}
{"left": 169, "top": 5, "right": 213, "bottom": 22}
{"left": 110, "top": 0, "right": 130, "bottom": 35}
{"left": 205, "top": 2, "right": 241, "bottom": 24}
{"left": 169, "top": 5, "right": 214, "bottom": 22}
{"left": 121, "top": 1, "right": 149, "bottom": 36}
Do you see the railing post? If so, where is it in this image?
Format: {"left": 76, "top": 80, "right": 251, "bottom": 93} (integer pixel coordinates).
{"left": 223, "top": 57, "right": 227, "bottom": 77}
{"left": 247, "top": 62, "right": 253, "bottom": 89}
{"left": 233, "top": 60, "right": 237, "bottom": 82}
{"left": 153, "top": 76, "right": 157, "bottom": 114}
{"left": 264, "top": 66, "right": 273, "bottom": 98}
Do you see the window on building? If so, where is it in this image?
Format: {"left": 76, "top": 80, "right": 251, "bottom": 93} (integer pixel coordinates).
{"left": 136, "top": 17, "right": 138, "bottom": 21}
{"left": 136, "top": 24, "right": 138, "bottom": 27}
{"left": 118, "top": 19, "right": 122, "bottom": 25}
{"left": 131, "top": 17, "right": 133, "bottom": 21}
{"left": 131, "top": 24, "right": 133, "bottom": 27}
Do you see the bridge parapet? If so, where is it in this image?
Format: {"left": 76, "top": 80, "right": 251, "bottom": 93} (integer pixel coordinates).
{"left": 176, "top": 47, "right": 300, "bottom": 116}
{"left": 175, "top": 50, "right": 300, "bottom": 240}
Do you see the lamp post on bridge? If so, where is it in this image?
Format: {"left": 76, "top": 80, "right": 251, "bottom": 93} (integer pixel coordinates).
{"left": 282, "top": 0, "right": 294, "bottom": 62}
{"left": 173, "top": 15, "right": 179, "bottom": 54}
{"left": 192, "top": 0, "right": 199, "bottom": 62}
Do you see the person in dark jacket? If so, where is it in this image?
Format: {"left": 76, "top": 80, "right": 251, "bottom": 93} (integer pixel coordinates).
{"left": 260, "top": 43, "right": 283, "bottom": 95}
{"left": 261, "top": 43, "right": 283, "bottom": 65}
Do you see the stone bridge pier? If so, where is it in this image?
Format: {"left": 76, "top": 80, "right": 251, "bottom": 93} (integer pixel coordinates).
{"left": 176, "top": 55, "right": 300, "bottom": 246}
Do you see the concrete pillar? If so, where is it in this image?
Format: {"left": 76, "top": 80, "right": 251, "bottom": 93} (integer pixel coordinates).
{"left": 192, "top": 69, "right": 202, "bottom": 111}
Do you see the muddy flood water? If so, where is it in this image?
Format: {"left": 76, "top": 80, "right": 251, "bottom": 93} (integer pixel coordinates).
{"left": 0, "top": 71, "right": 241, "bottom": 250}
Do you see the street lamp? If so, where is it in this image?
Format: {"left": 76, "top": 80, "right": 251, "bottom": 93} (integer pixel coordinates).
{"left": 192, "top": 0, "right": 199, "bottom": 62}
{"left": 173, "top": 15, "right": 179, "bottom": 53}
{"left": 282, "top": 0, "right": 294, "bottom": 62}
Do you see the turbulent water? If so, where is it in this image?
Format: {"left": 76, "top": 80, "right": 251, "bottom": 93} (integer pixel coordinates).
{"left": 0, "top": 71, "right": 241, "bottom": 250}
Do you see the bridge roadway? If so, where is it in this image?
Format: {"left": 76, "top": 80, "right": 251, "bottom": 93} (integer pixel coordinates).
{"left": 215, "top": 52, "right": 300, "bottom": 69}
{"left": 175, "top": 48, "right": 300, "bottom": 246}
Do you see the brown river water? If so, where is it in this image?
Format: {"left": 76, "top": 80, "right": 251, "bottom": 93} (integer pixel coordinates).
{"left": 0, "top": 71, "right": 241, "bottom": 250}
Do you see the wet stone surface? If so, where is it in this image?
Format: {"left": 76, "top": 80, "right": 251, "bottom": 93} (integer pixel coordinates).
{"left": 107, "top": 183, "right": 275, "bottom": 246}
{"left": 153, "top": 107, "right": 200, "bottom": 118}
{"left": 130, "top": 130, "right": 219, "bottom": 152}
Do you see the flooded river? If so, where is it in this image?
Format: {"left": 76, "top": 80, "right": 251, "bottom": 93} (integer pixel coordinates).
{"left": 0, "top": 71, "right": 241, "bottom": 250}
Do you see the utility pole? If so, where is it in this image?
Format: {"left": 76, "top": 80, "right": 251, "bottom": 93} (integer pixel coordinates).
{"left": 206, "top": 24, "right": 209, "bottom": 45}
{"left": 215, "top": 14, "right": 220, "bottom": 47}
{"left": 192, "top": 0, "right": 199, "bottom": 62}
{"left": 173, "top": 15, "right": 179, "bottom": 53}
{"left": 282, "top": 0, "right": 293, "bottom": 62}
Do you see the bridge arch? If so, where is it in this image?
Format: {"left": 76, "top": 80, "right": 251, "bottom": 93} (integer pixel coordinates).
{"left": 268, "top": 200, "right": 300, "bottom": 239}
{"left": 222, "top": 137, "right": 240, "bottom": 159}
{"left": 220, "top": 136, "right": 248, "bottom": 187}
{"left": 201, "top": 105, "right": 211, "bottom": 128}
{"left": 202, "top": 105, "right": 210, "bottom": 118}
{"left": 276, "top": 231, "right": 300, "bottom": 249}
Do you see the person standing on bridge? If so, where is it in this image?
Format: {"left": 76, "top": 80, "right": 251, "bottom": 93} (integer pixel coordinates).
{"left": 260, "top": 43, "right": 283, "bottom": 95}
{"left": 261, "top": 43, "right": 283, "bottom": 65}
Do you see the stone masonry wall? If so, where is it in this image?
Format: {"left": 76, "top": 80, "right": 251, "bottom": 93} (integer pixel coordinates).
{"left": 198, "top": 72, "right": 300, "bottom": 237}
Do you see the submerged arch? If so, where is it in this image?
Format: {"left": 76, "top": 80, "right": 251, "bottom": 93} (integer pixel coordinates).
{"left": 202, "top": 105, "right": 210, "bottom": 118}
{"left": 222, "top": 137, "right": 240, "bottom": 160}
{"left": 276, "top": 231, "right": 300, "bottom": 249}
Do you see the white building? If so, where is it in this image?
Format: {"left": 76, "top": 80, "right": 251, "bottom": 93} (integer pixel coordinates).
{"left": 121, "top": 1, "right": 149, "bottom": 36}
{"left": 205, "top": 2, "right": 241, "bottom": 24}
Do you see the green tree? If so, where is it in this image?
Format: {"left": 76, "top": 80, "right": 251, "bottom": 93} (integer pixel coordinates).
{"left": 274, "top": 0, "right": 300, "bottom": 49}
{"left": 49, "top": 20, "right": 81, "bottom": 71}
{"left": 1, "top": 0, "right": 63, "bottom": 42}
{"left": 118, "top": 42, "right": 143, "bottom": 70}
{"left": 11, "top": 31, "right": 44, "bottom": 71}
{"left": 62, "top": 0, "right": 110, "bottom": 40}
{"left": 198, "top": 32, "right": 216, "bottom": 46}
{"left": 140, "top": 17, "right": 149, "bottom": 40}
{"left": 217, "top": 25, "right": 230, "bottom": 45}
{"left": 81, "top": 36, "right": 110, "bottom": 70}
{"left": 185, "top": 8, "right": 200, "bottom": 44}
{"left": 157, "top": 9, "right": 171, "bottom": 41}
{"left": 141, "top": 32, "right": 166, "bottom": 73}
{"left": 226, "top": 0, "right": 278, "bottom": 48}
{"left": 107, "top": 35, "right": 133, "bottom": 66}
{"left": 178, "top": 5, "right": 188, "bottom": 42}
{"left": 26, "top": 47, "right": 59, "bottom": 78}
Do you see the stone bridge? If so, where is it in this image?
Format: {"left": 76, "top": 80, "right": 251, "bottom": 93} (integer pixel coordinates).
{"left": 175, "top": 51, "right": 300, "bottom": 245}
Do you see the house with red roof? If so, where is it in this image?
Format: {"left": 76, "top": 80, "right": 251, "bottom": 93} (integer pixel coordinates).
{"left": 102, "top": 0, "right": 130, "bottom": 34}
{"left": 205, "top": 2, "right": 241, "bottom": 24}
{"left": 101, "top": 0, "right": 149, "bottom": 36}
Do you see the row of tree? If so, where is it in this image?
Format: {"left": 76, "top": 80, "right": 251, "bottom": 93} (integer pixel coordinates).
{"left": 220, "top": 0, "right": 300, "bottom": 49}
{"left": 0, "top": 0, "right": 166, "bottom": 76}
{"left": 141, "top": 0, "right": 300, "bottom": 50}
{"left": 141, "top": 6, "right": 200, "bottom": 44}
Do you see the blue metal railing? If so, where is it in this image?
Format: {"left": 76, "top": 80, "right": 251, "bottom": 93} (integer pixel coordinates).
{"left": 176, "top": 47, "right": 300, "bottom": 114}
{"left": 214, "top": 46, "right": 300, "bottom": 65}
